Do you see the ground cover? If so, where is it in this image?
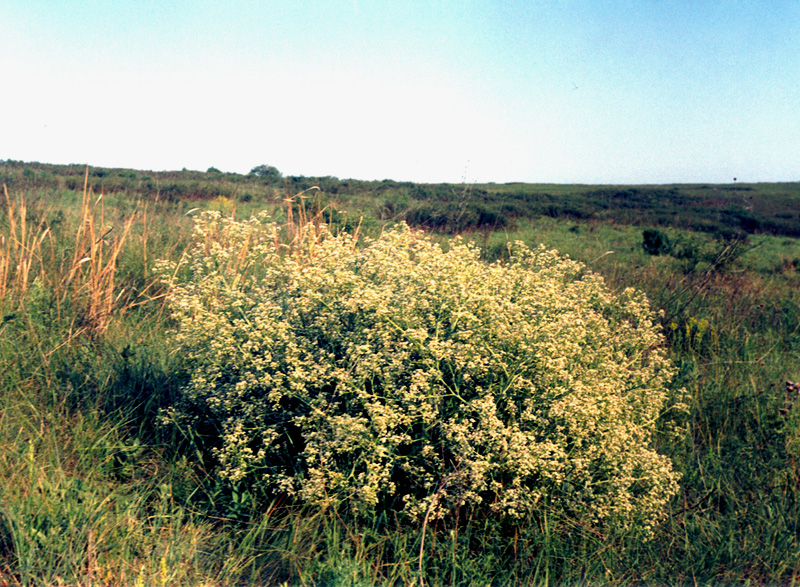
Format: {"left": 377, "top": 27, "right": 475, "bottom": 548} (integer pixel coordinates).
{"left": 1, "top": 163, "right": 799, "bottom": 585}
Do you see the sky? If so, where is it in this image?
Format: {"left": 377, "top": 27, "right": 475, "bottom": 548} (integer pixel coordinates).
{"left": 2, "top": 1, "right": 799, "bottom": 184}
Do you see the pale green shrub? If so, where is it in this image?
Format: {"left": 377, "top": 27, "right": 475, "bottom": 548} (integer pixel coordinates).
{"left": 159, "top": 211, "right": 682, "bottom": 533}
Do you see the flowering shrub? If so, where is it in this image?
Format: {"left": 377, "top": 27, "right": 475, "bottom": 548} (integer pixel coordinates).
{"left": 159, "top": 212, "right": 682, "bottom": 532}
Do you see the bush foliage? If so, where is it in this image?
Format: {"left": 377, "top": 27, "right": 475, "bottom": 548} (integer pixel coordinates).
{"left": 160, "top": 212, "right": 682, "bottom": 534}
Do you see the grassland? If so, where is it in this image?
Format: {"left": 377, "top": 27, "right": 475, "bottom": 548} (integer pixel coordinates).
{"left": 1, "top": 160, "right": 799, "bottom": 586}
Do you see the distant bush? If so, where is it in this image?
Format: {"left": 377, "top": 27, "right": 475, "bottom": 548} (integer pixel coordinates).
{"left": 160, "top": 214, "right": 682, "bottom": 533}
{"left": 249, "top": 164, "right": 282, "bottom": 183}
{"left": 405, "top": 202, "right": 509, "bottom": 233}
{"left": 405, "top": 203, "right": 453, "bottom": 231}
{"left": 642, "top": 229, "right": 671, "bottom": 256}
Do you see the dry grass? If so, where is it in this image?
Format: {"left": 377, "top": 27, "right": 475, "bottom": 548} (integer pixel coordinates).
{"left": 64, "top": 169, "right": 136, "bottom": 334}
{"left": 0, "top": 185, "right": 51, "bottom": 305}
{"left": 2, "top": 168, "right": 140, "bottom": 336}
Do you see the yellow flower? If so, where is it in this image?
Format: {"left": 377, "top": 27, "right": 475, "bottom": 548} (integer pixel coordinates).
{"left": 159, "top": 216, "right": 684, "bottom": 535}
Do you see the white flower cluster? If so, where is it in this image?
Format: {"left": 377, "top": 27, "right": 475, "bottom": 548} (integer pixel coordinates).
{"left": 159, "top": 212, "right": 681, "bottom": 532}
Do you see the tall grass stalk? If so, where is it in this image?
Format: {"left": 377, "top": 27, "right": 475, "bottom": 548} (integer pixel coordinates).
{"left": 63, "top": 169, "right": 137, "bottom": 335}
{"left": 1, "top": 185, "right": 51, "bottom": 307}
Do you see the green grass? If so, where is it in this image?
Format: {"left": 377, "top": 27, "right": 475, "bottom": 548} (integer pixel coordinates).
{"left": 5, "top": 161, "right": 799, "bottom": 239}
{"left": 1, "top": 162, "right": 800, "bottom": 585}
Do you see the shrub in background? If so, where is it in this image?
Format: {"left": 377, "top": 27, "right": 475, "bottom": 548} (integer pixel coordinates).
{"left": 159, "top": 212, "right": 682, "bottom": 534}
{"left": 642, "top": 228, "right": 671, "bottom": 256}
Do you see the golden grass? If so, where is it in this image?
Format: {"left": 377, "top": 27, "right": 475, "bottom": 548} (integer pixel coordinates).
{"left": 0, "top": 185, "right": 50, "bottom": 305}
{"left": 2, "top": 168, "right": 139, "bottom": 336}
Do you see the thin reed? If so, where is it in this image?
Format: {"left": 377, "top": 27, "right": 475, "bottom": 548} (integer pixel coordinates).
{"left": 0, "top": 185, "right": 51, "bottom": 307}
{"left": 63, "top": 169, "right": 137, "bottom": 334}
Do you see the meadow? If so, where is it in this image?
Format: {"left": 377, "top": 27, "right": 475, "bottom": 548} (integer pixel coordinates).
{"left": 1, "top": 160, "right": 800, "bottom": 586}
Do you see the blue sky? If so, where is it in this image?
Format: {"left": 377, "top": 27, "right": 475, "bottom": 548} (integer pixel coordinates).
{"left": 2, "top": 1, "right": 799, "bottom": 184}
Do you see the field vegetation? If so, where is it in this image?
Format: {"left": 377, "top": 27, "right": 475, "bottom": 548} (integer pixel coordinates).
{"left": 1, "top": 160, "right": 799, "bottom": 586}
